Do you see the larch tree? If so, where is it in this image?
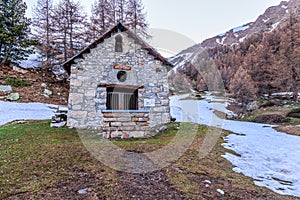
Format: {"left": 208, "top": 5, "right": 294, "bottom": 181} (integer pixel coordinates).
{"left": 0, "top": 0, "right": 32, "bottom": 66}
{"left": 89, "top": 0, "right": 114, "bottom": 40}
{"left": 52, "top": 0, "right": 88, "bottom": 62}
{"left": 229, "top": 66, "right": 258, "bottom": 107}
{"left": 32, "top": 0, "right": 54, "bottom": 64}
{"left": 114, "top": 0, "right": 127, "bottom": 24}
{"left": 125, "top": 0, "right": 149, "bottom": 38}
{"left": 279, "top": 14, "right": 300, "bottom": 101}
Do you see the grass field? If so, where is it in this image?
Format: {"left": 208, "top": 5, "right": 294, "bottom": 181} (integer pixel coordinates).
{"left": 0, "top": 121, "right": 297, "bottom": 199}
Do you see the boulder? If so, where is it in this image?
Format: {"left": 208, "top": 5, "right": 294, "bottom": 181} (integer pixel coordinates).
{"left": 246, "top": 101, "right": 260, "bottom": 111}
{"left": 44, "top": 89, "right": 53, "bottom": 97}
{"left": 7, "top": 93, "right": 20, "bottom": 101}
{"left": 41, "top": 83, "right": 47, "bottom": 88}
{"left": 0, "top": 85, "right": 12, "bottom": 93}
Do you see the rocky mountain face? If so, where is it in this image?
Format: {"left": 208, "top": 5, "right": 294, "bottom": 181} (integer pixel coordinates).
{"left": 170, "top": 0, "right": 300, "bottom": 68}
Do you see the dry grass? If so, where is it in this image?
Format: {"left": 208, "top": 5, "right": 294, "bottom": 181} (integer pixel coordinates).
{"left": 0, "top": 121, "right": 298, "bottom": 199}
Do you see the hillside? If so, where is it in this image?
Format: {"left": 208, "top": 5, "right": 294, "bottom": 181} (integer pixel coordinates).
{"left": 171, "top": 0, "right": 299, "bottom": 67}
{"left": 169, "top": 0, "right": 300, "bottom": 105}
{"left": 0, "top": 65, "right": 69, "bottom": 105}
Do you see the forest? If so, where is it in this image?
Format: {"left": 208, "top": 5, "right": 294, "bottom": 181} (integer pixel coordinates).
{"left": 0, "top": 0, "right": 148, "bottom": 67}
{"left": 1, "top": 0, "right": 299, "bottom": 105}
{"left": 180, "top": 15, "right": 300, "bottom": 104}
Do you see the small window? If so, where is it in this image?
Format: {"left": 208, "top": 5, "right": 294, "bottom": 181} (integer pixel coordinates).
{"left": 117, "top": 71, "right": 127, "bottom": 82}
{"left": 106, "top": 87, "right": 138, "bottom": 110}
{"left": 115, "top": 35, "right": 123, "bottom": 52}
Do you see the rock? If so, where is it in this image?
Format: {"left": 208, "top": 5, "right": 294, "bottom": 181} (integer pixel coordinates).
{"left": 159, "top": 125, "right": 168, "bottom": 132}
{"left": 0, "top": 85, "right": 12, "bottom": 92}
{"left": 194, "top": 93, "right": 202, "bottom": 98}
{"left": 50, "top": 106, "right": 68, "bottom": 128}
{"left": 226, "top": 114, "right": 234, "bottom": 120}
{"left": 44, "top": 89, "right": 53, "bottom": 96}
{"left": 217, "top": 189, "right": 225, "bottom": 195}
{"left": 246, "top": 101, "right": 260, "bottom": 111}
{"left": 78, "top": 188, "right": 87, "bottom": 194}
{"left": 169, "top": 87, "right": 175, "bottom": 92}
{"left": 170, "top": 117, "right": 176, "bottom": 122}
{"left": 121, "top": 132, "right": 129, "bottom": 139}
{"left": 260, "top": 101, "right": 275, "bottom": 108}
{"left": 7, "top": 93, "right": 20, "bottom": 101}
{"left": 12, "top": 66, "right": 28, "bottom": 73}
{"left": 50, "top": 122, "right": 66, "bottom": 128}
{"left": 41, "top": 83, "right": 47, "bottom": 88}
{"left": 287, "top": 108, "right": 300, "bottom": 118}
{"left": 203, "top": 180, "right": 212, "bottom": 184}
{"left": 154, "top": 125, "right": 168, "bottom": 133}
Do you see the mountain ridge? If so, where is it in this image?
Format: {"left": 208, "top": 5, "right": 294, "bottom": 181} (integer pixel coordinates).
{"left": 170, "top": 0, "right": 300, "bottom": 68}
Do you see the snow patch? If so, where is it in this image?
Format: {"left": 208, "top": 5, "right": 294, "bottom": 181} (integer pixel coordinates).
{"left": 170, "top": 92, "right": 300, "bottom": 197}
{"left": 18, "top": 53, "right": 43, "bottom": 69}
{"left": 216, "top": 37, "right": 226, "bottom": 45}
{"left": 263, "top": 18, "right": 270, "bottom": 23}
{"left": 239, "top": 36, "right": 247, "bottom": 43}
{"left": 271, "top": 22, "right": 280, "bottom": 31}
{"left": 281, "top": 5, "right": 288, "bottom": 9}
{"left": 0, "top": 101, "right": 63, "bottom": 126}
{"left": 171, "top": 53, "right": 194, "bottom": 72}
{"left": 233, "top": 25, "right": 249, "bottom": 33}
{"left": 271, "top": 92, "right": 300, "bottom": 98}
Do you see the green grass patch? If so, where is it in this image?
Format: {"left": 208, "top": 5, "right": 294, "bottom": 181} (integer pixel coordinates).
{"left": 5, "top": 76, "right": 31, "bottom": 87}
{"left": 0, "top": 120, "right": 295, "bottom": 199}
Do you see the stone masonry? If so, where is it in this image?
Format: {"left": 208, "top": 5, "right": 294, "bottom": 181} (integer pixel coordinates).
{"left": 66, "top": 25, "right": 171, "bottom": 138}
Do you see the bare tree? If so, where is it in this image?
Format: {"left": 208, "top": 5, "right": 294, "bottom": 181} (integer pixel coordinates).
{"left": 52, "top": 0, "right": 88, "bottom": 62}
{"left": 89, "top": 0, "right": 114, "bottom": 40}
{"left": 114, "top": 0, "right": 127, "bottom": 24}
{"left": 229, "top": 66, "right": 258, "bottom": 107}
{"left": 32, "top": 0, "right": 54, "bottom": 63}
{"left": 279, "top": 13, "right": 300, "bottom": 101}
{"left": 125, "top": 0, "right": 149, "bottom": 38}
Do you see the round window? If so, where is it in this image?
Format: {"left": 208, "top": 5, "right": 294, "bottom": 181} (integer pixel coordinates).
{"left": 117, "top": 71, "right": 127, "bottom": 82}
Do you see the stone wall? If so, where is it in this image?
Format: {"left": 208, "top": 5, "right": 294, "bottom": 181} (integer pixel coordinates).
{"left": 67, "top": 30, "right": 171, "bottom": 137}
{"left": 102, "top": 111, "right": 150, "bottom": 138}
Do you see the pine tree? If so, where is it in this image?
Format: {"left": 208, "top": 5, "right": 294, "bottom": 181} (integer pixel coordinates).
{"left": 0, "top": 0, "right": 32, "bottom": 66}
{"left": 125, "top": 0, "right": 149, "bottom": 38}
{"left": 52, "top": 0, "right": 88, "bottom": 62}
{"left": 32, "top": 0, "right": 54, "bottom": 63}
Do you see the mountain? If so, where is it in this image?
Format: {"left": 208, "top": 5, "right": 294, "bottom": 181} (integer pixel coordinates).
{"left": 170, "top": 0, "right": 300, "bottom": 68}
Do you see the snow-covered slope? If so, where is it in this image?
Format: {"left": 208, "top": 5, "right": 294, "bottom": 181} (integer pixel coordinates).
{"left": 170, "top": 0, "right": 300, "bottom": 69}
{"left": 18, "top": 53, "right": 43, "bottom": 69}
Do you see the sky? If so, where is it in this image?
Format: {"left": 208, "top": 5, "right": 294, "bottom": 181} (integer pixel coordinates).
{"left": 25, "top": 0, "right": 284, "bottom": 53}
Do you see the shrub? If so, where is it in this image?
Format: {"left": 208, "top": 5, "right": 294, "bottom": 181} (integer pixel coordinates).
{"left": 252, "top": 114, "right": 289, "bottom": 124}
{"left": 287, "top": 108, "right": 300, "bottom": 118}
{"left": 5, "top": 76, "right": 31, "bottom": 87}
